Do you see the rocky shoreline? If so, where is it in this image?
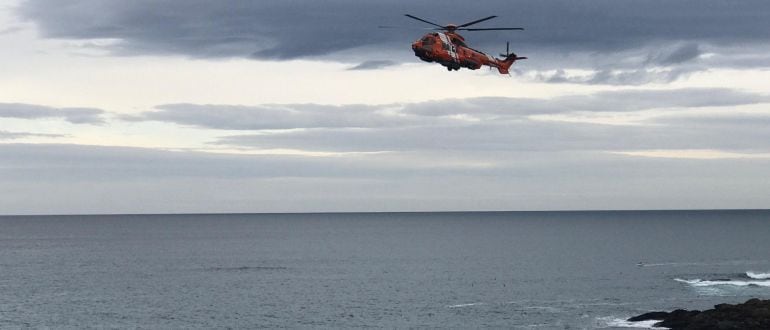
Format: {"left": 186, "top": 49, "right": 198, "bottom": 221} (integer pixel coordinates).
{"left": 628, "top": 298, "right": 770, "bottom": 329}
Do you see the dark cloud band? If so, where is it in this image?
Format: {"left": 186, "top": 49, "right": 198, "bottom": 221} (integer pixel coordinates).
{"left": 0, "top": 130, "right": 66, "bottom": 140}
{"left": 0, "top": 103, "right": 106, "bottom": 124}
{"left": 19, "top": 0, "right": 770, "bottom": 61}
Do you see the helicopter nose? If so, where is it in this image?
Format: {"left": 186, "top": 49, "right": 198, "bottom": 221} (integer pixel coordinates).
{"left": 411, "top": 42, "right": 421, "bottom": 53}
{"left": 412, "top": 41, "right": 429, "bottom": 54}
{"left": 412, "top": 44, "right": 425, "bottom": 56}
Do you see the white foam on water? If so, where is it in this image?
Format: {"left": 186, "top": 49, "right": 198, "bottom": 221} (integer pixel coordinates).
{"left": 746, "top": 271, "right": 770, "bottom": 279}
{"left": 639, "top": 262, "right": 698, "bottom": 267}
{"left": 674, "top": 278, "right": 702, "bottom": 285}
{"left": 675, "top": 278, "right": 770, "bottom": 287}
{"left": 446, "top": 302, "right": 484, "bottom": 308}
{"left": 597, "top": 317, "right": 668, "bottom": 329}
{"left": 638, "top": 260, "right": 767, "bottom": 267}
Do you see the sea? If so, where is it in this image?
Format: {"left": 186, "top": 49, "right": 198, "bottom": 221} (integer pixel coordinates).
{"left": 1, "top": 210, "right": 769, "bottom": 328}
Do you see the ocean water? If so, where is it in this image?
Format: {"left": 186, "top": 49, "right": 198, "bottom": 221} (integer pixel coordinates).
{"left": 1, "top": 210, "right": 769, "bottom": 328}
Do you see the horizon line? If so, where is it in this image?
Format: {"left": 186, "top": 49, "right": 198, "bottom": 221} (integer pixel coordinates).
{"left": 2, "top": 208, "right": 769, "bottom": 217}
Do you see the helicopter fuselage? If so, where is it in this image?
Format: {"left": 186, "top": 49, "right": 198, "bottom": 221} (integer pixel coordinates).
{"left": 411, "top": 32, "right": 518, "bottom": 74}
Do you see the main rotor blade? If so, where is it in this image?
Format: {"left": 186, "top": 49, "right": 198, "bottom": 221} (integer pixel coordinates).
{"left": 461, "top": 27, "right": 525, "bottom": 31}
{"left": 378, "top": 25, "right": 436, "bottom": 30}
{"left": 404, "top": 14, "right": 444, "bottom": 28}
{"left": 457, "top": 15, "right": 497, "bottom": 28}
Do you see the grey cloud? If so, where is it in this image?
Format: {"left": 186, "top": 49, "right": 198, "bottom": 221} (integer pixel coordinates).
{"left": 0, "top": 103, "right": 106, "bottom": 124}
{"left": 126, "top": 88, "right": 769, "bottom": 130}
{"left": 530, "top": 43, "right": 705, "bottom": 85}
{"left": 212, "top": 123, "right": 608, "bottom": 153}
{"left": 557, "top": 88, "right": 770, "bottom": 112}
{"left": 648, "top": 43, "right": 702, "bottom": 66}
{"left": 0, "top": 130, "right": 66, "bottom": 140}
{"left": 653, "top": 114, "right": 770, "bottom": 127}
{"left": 124, "top": 103, "right": 445, "bottom": 130}
{"left": 206, "top": 89, "right": 770, "bottom": 153}
{"left": 403, "top": 88, "right": 769, "bottom": 117}
{"left": 0, "top": 26, "right": 24, "bottom": 35}
{"left": 347, "top": 60, "right": 398, "bottom": 71}
{"left": 589, "top": 69, "right": 689, "bottom": 85}
{"left": 18, "top": 0, "right": 770, "bottom": 62}
{"left": 213, "top": 113, "right": 770, "bottom": 154}
{"left": 537, "top": 68, "right": 691, "bottom": 85}
{"left": 19, "top": 0, "right": 394, "bottom": 59}
{"left": 710, "top": 52, "right": 770, "bottom": 69}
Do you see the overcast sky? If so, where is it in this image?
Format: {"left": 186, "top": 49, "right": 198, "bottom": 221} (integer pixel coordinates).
{"left": 2, "top": 0, "right": 770, "bottom": 214}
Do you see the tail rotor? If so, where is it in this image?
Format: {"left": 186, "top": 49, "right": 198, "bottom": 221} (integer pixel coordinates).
{"left": 496, "top": 42, "right": 526, "bottom": 74}
{"left": 499, "top": 42, "right": 510, "bottom": 58}
{"left": 500, "top": 41, "right": 527, "bottom": 61}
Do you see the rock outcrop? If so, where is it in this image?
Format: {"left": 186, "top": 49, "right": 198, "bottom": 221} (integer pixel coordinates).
{"left": 628, "top": 298, "right": 770, "bottom": 329}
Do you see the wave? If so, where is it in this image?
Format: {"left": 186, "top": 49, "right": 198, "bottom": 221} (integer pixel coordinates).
{"left": 675, "top": 278, "right": 770, "bottom": 287}
{"left": 204, "top": 266, "right": 288, "bottom": 271}
{"left": 446, "top": 302, "right": 484, "bottom": 308}
{"left": 597, "top": 317, "right": 667, "bottom": 329}
{"left": 638, "top": 262, "right": 701, "bottom": 267}
{"left": 637, "top": 260, "right": 767, "bottom": 267}
{"left": 746, "top": 271, "right": 770, "bottom": 279}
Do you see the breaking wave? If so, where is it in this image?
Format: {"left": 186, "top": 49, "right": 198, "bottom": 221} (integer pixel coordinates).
{"left": 746, "top": 271, "right": 770, "bottom": 279}
{"left": 637, "top": 260, "right": 768, "bottom": 268}
{"left": 675, "top": 278, "right": 770, "bottom": 287}
{"left": 446, "top": 302, "right": 484, "bottom": 308}
{"left": 597, "top": 317, "right": 667, "bottom": 329}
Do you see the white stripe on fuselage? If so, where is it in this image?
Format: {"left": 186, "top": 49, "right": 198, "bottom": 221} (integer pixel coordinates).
{"left": 438, "top": 33, "right": 458, "bottom": 63}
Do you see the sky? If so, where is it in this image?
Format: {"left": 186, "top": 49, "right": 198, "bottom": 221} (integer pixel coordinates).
{"left": 2, "top": 0, "right": 770, "bottom": 215}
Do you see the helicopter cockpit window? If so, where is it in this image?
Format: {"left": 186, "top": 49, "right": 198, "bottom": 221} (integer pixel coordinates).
{"left": 421, "top": 36, "right": 434, "bottom": 45}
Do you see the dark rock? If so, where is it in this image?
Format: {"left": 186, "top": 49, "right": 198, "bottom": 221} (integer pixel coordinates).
{"left": 745, "top": 298, "right": 763, "bottom": 305}
{"left": 628, "top": 299, "right": 770, "bottom": 330}
{"left": 656, "top": 309, "right": 701, "bottom": 329}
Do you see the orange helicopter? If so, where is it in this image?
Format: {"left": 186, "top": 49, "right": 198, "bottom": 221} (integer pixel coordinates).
{"left": 383, "top": 14, "right": 526, "bottom": 74}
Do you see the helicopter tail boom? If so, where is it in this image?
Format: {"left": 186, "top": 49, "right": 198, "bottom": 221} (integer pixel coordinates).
{"left": 494, "top": 42, "right": 525, "bottom": 74}
{"left": 495, "top": 53, "right": 526, "bottom": 74}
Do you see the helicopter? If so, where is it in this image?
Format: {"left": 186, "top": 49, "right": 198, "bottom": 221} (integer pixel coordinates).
{"left": 382, "top": 14, "right": 527, "bottom": 74}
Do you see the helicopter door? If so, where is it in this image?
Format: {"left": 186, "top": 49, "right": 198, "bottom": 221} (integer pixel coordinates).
{"left": 437, "top": 33, "right": 459, "bottom": 63}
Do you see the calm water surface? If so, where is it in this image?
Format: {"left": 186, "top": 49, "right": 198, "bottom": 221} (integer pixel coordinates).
{"left": 1, "top": 210, "right": 769, "bottom": 328}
